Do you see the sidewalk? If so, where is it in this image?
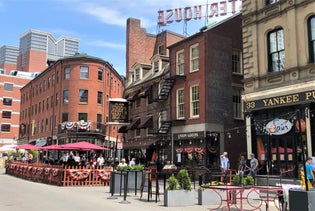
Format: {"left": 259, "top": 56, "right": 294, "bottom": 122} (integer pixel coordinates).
{"left": 0, "top": 168, "right": 280, "bottom": 211}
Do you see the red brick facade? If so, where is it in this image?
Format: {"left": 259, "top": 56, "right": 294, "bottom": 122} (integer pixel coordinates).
{"left": 19, "top": 54, "right": 124, "bottom": 146}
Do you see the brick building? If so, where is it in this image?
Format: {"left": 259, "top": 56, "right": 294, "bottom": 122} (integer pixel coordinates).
{"left": 0, "top": 73, "right": 33, "bottom": 144}
{"left": 169, "top": 14, "right": 245, "bottom": 169}
{"left": 19, "top": 53, "right": 124, "bottom": 152}
{"left": 121, "top": 18, "right": 185, "bottom": 164}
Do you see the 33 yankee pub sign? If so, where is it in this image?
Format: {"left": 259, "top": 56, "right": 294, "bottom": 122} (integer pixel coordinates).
{"left": 245, "top": 90, "right": 315, "bottom": 111}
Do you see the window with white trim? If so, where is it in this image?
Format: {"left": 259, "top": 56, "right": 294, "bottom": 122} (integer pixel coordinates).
{"left": 135, "top": 68, "right": 141, "bottom": 81}
{"left": 64, "top": 67, "right": 70, "bottom": 80}
{"left": 80, "top": 66, "right": 89, "bottom": 79}
{"left": 268, "top": 28, "right": 285, "bottom": 72}
{"left": 154, "top": 61, "right": 159, "bottom": 72}
{"left": 190, "top": 44, "right": 199, "bottom": 72}
{"left": 232, "top": 49, "right": 242, "bottom": 74}
{"left": 190, "top": 85, "right": 199, "bottom": 118}
{"left": 308, "top": 15, "right": 315, "bottom": 63}
{"left": 158, "top": 111, "right": 167, "bottom": 129}
{"left": 176, "top": 89, "right": 185, "bottom": 119}
{"left": 176, "top": 50, "right": 185, "bottom": 75}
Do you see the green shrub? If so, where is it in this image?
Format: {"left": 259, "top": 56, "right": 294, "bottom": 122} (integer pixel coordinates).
{"left": 166, "top": 174, "right": 179, "bottom": 190}
{"left": 177, "top": 169, "right": 192, "bottom": 190}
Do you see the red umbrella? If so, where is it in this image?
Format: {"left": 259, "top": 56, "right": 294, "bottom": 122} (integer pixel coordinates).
{"left": 14, "top": 144, "right": 40, "bottom": 150}
{"left": 60, "top": 141, "right": 108, "bottom": 151}
{"left": 41, "top": 144, "right": 63, "bottom": 150}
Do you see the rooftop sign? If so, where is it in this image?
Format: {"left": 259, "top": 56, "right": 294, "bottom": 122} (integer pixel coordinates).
{"left": 158, "top": 0, "right": 242, "bottom": 26}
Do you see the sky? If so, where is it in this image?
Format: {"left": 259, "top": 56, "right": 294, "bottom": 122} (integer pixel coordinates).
{"left": 0, "top": 0, "right": 242, "bottom": 76}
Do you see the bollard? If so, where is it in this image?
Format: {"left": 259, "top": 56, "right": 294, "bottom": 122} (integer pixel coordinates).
{"left": 119, "top": 172, "right": 130, "bottom": 204}
{"left": 107, "top": 171, "right": 118, "bottom": 199}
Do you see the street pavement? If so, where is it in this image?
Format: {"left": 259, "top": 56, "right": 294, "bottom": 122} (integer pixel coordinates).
{"left": 0, "top": 168, "right": 280, "bottom": 211}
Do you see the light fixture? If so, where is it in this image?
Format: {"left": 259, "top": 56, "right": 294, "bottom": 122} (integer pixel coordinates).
{"left": 189, "top": 140, "right": 192, "bottom": 145}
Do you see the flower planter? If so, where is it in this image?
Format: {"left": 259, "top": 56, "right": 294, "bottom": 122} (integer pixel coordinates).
{"left": 110, "top": 170, "right": 143, "bottom": 194}
{"left": 164, "top": 189, "right": 195, "bottom": 207}
{"left": 198, "top": 188, "right": 224, "bottom": 205}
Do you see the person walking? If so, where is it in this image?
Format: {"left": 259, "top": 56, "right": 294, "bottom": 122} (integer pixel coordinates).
{"left": 238, "top": 154, "right": 247, "bottom": 176}
{"left": 305, "top": 157, "right": 314, "bottom": 187}
{"left": 248, "top": 153, "right": 259, "bottom": 178}
{"left": 220, "top": 151, "right": 229, "bottom": 183}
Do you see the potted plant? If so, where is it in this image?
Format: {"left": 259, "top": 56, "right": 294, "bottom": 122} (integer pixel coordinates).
{"left": 164, "top": 169, "right": 195, "bottom": 207}
{"left": 112, "top": 164, "right": 144, "bottom": 194}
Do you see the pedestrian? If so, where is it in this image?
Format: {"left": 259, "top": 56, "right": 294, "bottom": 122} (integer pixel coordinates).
{"left": 118, "top": 158, "right": 128, "bottom": 167}
{"left": 129, "top": 158, "right": 136, "bottom": 166}
{"left": 220, "top": 151, "right": 229, "bottom": 183}
{"left": 97, "top": 154, "right": 105, "bottom": 167}
{"left": 238, "top": 154, "right": 247, "bottom": 176}
{"left": 305, "top": 157, "right": 314, "bottom": 186}
{"left": 248, "top": 153, "right": 259, "bottom": 178}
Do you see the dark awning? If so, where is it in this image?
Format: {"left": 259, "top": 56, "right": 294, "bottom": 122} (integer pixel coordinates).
{"left": 126, "top": 118, "right": 140, "bottom": 130}
{"left": 127, "top": 91, "right": 139, "bottom": 101}
{"left": 139, "top": 116, "right": 153, "bottom": 129}
{"left": 138, "top": 87, "right": 151, "bottom": 98}
{"left": 118, "top": 125, "right": 128, "bottom": 133}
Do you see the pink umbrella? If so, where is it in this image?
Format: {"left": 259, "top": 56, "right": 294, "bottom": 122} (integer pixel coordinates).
{"left": 41, "top": 144, "right": 63, "bottom": 150}
{"left": 60, "top": 141, "right": 108, "bottom": 151}
{"left": 14, "top": 144, "right": 40, "bottom": 150}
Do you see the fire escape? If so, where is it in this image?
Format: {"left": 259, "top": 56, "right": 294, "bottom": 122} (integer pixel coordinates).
{"left": 156, "top": 78, "right": 175, "bottom": 134}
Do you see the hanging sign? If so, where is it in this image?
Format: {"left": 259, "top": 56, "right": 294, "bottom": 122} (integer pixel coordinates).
{"left": 265, "top": 118, "right": 293, "bottom": 135}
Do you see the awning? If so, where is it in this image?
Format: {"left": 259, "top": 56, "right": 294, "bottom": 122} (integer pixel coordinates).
{"left": 139, "top": 116, "right": 153, "bottom": 128}
{"left": 138, "top": 87, "right": 151, "bottom": 98}
{"left": 127, "top": 91, "right": 139, "bottom": 101}
{"left": 118, "top": 125, "right": 128, "bottom": 133}
{"left": 126, "top": 118, "right": 140, "bottom": 130}
{"left": 122, "top": 138, "right": 159, "bottom": 149}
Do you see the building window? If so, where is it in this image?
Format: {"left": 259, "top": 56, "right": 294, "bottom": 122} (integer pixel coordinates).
{"left": 80, "top": 66, "right": 89, "bottom": 79}
{"left": 46, "top": 97, "right": 49, "bottom": 110}
{"left": 176, "top": 89, "right": 185, "bottom": 119}
{"left": 3, "top": 98, "right": 12, "bottom": 106}
{"left": 63, "top": 90, "right": 69, "bottom": 104}
{"left": 233, "top": 89, "right": 243, "bottom": 119}
{"left": 135, "top": 68, "right": 141, "bottom": 81}
{"left": 135, "top": 128, "right": 141, "bottom": 137}
{"left": 97, "top": 114, "right": 102, "bottom": 130}
{"left": 2, "top": 111, "right": 11, "bottom": 119}
{"left": 64, "top": 67, "right": 70, "bottom": 80}
{"left": 43, "top": 80, "right": 46, "bottom": 91}
{"left": 190, "top": 44, "right": 199, "bottom": 72}
{"left": 79, "top": 89, "right": 88, "bottom": 103}
{"left": 97, "top": 91, "right": 103, "bottom": 104}
{"left": 78, "top": 113, "right": 87, "bottom": 121}
{"left": 48, "top": 77, "right": 50, "bottom": 89}
{"left": 158, "top": 45, "right": 164, "bottom": 55}
{"left": 135, "top": 98, "right": 141, "bottom": 107}
{"left": 4, "top": 83, "right": 13, "bottom": 91}
{"left": 265, "top": 0, "right": 279, "bottom": 5}
{"left": 154, "top": 61, "right": 159, "bottom": 72}
{"left": 176, "top": 50, "right": 185, "bottom": 75}
{"left": 1, "top": 124, "right": 10, "bottom": 132}
{"left": 190, "top": 85, "right": 199, "bottom": 118}
{"left": 98, "top": 68, "right": 103, "bottom": 80}
{"left": 308, "top": 16, "right": 315, "bottom": 63}
{"left": 232, "top": 49, "right": 242, "bottom": 74}
{"left": 62, "top": 113, "right": 68, "bottom": 122}
{"left": 268, "top": 28, "right": 285, "bottom": 72}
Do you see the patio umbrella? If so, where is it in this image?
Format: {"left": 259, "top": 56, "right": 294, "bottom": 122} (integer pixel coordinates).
{"left": 60, "top": 141, "right": 108, "bottom": 151}
{"left": 41, "top": 144, "right": 63, "bottom": 150}
{"left": 13, "top": 144, "right": 40, "bottom": 150}
{"left": 0, "top": 144, "right": 17, "bottom": 152}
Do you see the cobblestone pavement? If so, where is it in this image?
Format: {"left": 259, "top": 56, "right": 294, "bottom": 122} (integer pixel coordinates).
{"left": 0, "top": 168, "right": 280, "bottom": 211}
